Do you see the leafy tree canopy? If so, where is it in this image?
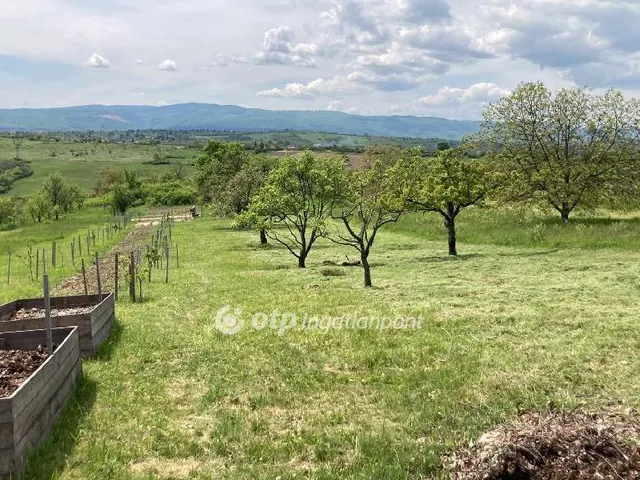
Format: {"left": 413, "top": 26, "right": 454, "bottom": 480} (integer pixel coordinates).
{"left": 480, "top": 82, "right": 640, "bottom": 222}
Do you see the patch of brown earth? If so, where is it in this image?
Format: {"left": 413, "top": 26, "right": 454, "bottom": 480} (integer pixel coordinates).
{"left": 449, "top": 409, "right": 640, "bottom": 480}
{"left": 0, "top": 347, "right": 49, "bottom": 397}
{"left": 10, "top": 306, "right": 93, "bottom": 321}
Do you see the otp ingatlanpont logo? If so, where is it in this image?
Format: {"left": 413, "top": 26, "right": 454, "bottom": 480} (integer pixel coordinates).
{"left": 215, "top": 305, "right": 244, "bottom": 335}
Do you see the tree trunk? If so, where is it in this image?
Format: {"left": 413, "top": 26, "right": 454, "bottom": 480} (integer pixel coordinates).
{"left": 445, "top": 203, "right": 458, "bottom": 256}
{"left": 560, "top": 203, "right": 570, "bottom": 224}
{"left": 361, "top": 253, "right": 372, "bottom": 288}
{"left": 298, "top": 250, "right": 307, "bottom": 268}
{"left": 446, "top": 218, "right": 457, "bottom": 256}
{"left": 259, "top": 229, "right": 268, "bottom": 246}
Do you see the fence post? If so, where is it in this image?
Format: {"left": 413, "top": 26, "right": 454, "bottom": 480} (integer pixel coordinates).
{"left": 43, "top": 274, "right": 53, "bottom": 353}
{"left": 115, "top": 253, "right": 119, "bottom": 301}
{"left": 164, "top": 242, "right": 169, "bottom": 284}
{"left": 6, "top": 249, "right": 11, "bottom": 285}
{"left": 146, "top": 245, "right": 152, "bottom": 283}
{"left": 129, "top": 252, "right": 136, "bottom": 302}
{"left": 81, "top": 258, "right": 88, "bottom": 295}
{"left": 95, "top": 252, "right": 102, "bottom": 302}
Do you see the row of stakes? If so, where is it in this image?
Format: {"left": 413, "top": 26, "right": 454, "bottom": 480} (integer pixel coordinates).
{"left": 5, "top": 213, "right": 180, "bottom": 305}
{"left": 5, "top": 214, "right": 131, "bottom": 285}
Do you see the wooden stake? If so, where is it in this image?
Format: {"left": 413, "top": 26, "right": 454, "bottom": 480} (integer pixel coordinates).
{"left": 95, "top": 252, "right": 102, "bottom": 302}
{"left": 52, "top": 241, "right": 56, "bottom": 268}
{"left": 146, "top": 245, "right": 151, "bottom": 283}
{"left": 6, "top": 249, "right": 11, "bottom": 285}
{"left": 129, "top": 252, "right": 136, "bottom": 302}
{"left": 36, "top": 249, "right": 40, "bottom": 279}
{"left": 115, "top": 253, "right": 119, "bottom": 301}
{"left": 42, "top": 249, "right": 47, "bottom": 275}
{"left": 176, "top": 243, "right": 179, "bottom": 269}
{"left": 43, "top": 274, "right": 53, "bottom": 354}
{"left": 164, "top": 243, "right": 169, "bottom": 284}
{"left": 81, "top": 258, "right": 88, "bottom": 295}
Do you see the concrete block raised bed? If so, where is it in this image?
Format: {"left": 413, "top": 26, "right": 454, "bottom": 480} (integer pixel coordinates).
{"left": 0, "top": 327, "right": 81, "bottom": 478}
{"left": 0, "top": 293, "right": 115, "bottom": 357}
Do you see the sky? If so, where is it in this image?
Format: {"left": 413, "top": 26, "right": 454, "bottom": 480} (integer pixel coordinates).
{"left": 1, "top": 0, "right": 639, "bottom": 119}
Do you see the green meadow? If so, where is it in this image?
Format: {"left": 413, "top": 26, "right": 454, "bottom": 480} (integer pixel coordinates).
{"left": 1, "top": 209, "right": 637, "bottom": 479}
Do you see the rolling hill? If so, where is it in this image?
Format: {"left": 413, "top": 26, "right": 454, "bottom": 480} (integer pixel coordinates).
{"left": 0, "top": 103, "right": 480, "bottom": 140}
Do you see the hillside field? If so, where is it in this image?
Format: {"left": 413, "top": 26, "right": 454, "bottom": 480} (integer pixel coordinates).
{"left": 2, "top": 208, "right": 640, "bottom": 478}
{"left": 0, "top": 137, "right": 198, "bottom": 196}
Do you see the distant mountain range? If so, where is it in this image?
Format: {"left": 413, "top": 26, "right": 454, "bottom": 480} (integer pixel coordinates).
{"left": 0, "top": 103, "right": 481, "bottom": 140}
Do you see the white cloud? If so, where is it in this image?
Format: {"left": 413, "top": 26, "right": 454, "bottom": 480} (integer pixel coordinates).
{"left": 258, "top": 76, "right": 354, "bottom": 98}
{"left": 348, "top": 70, "right": 435, "bottom": 91}
{"left": 417, "top": 83, "right": 511, "bottom": 106}
{"left": 355, "top": 45, "right": 448, "bottom": 75}
{"left": 158, "top": 59, "right": 178, "bottom": 71}
{"left": 403, "top": 0, "right": 450, "bottom": 24}
{"left": 85, "top": 53, "right": 111, "bottom": 68}
{"left": 209, "top": 53, "right": 228, "bottom": 67}
{"left": 467, "top": 0, "right": 640, "bottom": 87}
{"left": 135, "top": 59, "right": 145, "bottom": 65}
{"left": 249, "top": 25, "right": 324, "bottom": 67}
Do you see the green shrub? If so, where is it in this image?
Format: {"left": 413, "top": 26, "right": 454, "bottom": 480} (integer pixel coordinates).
{"left": 143, "top": 181, "right": 197, "bottom": 206}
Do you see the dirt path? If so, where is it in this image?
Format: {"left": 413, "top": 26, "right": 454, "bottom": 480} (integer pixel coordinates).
{"left": 136, "top": 214, "right": 192, "bottom": 227}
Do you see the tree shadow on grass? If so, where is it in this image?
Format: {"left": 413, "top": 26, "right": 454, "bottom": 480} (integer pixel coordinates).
{"left": 385, "top": 243, "right": 422, "bottom": 251}
{"left": 208, "top": 224, "right": 239, "bottom": 231}
{"left": 539, "top": 216, "right": 640, "bottom": 227}
{"left": 20, "top": 377, "right": 97, "bottom": 480}
{"left": 92, "top": 318, "right": 124, "bottom": 362}
{"left": 415, "top": 253, "right": 484, "bottom": 263}
{"left": 497, "top": 249, "right": 559, "bottom": 258}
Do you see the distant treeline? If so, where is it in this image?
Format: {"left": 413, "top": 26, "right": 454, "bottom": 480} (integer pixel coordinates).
{"left": 0, "top": 130, "right": 460, "bottom": 154}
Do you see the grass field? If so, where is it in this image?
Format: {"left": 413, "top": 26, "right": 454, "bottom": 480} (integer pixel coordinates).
{"left": 0, "top": 138, "right": 198, "bottom": 196}
{"left": 12, "top": 209, "right": 640, "bottom": 479}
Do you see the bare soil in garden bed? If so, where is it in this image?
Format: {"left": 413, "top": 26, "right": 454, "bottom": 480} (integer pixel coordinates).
{"left": 0, "top": 347, "right": 49, "bottom": 397}
{"left": 10, "top": 306, "right": 94, "bottom": 321}
{"left": 56, "top": 223, "right": 156, "bottom": 296}
{"left": 448, "top": 409, "right": 640, "bottom": 480}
